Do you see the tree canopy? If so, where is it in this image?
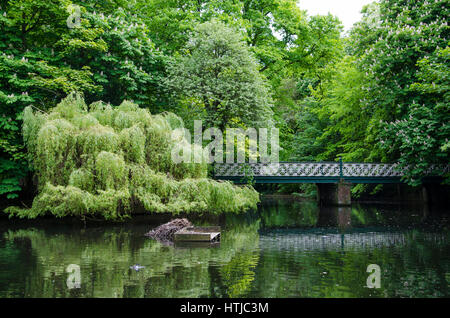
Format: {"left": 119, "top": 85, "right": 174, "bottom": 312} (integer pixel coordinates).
{"left": 0, "top": 0, "right": 448, "bottom": 203}
{"left": 165, "top": 20, "right": 274, "bottom": 130}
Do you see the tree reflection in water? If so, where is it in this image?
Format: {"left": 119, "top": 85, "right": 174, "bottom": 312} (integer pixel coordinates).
{"left": 0, "top": 200, "right": 448, "bottom": 298}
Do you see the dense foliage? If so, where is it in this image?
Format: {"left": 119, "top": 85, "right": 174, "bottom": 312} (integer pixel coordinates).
{"left": 0, "top": 0, "right": 449, "bottom": 204}
{"left": 285, "top": 0, "right": 449, "bottom": 189}
{"left": 5, "top": 94, "right": 259, "bottom": 219}
{"left": 165, "top": 20, "right": 273, "bottom": 130}
{"left": 0, "top": 0, "right": 168, "bottom": 199}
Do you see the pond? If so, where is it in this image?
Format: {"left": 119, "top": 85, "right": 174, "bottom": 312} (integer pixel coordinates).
{"left": 0, "top": 197, "right": 449, "bottom": 298}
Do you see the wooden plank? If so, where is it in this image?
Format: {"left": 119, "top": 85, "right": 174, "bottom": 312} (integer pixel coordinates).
{"left": 174, "top": 226, "right": 221, "bottom": 242}
{"left": 174, "top": 233, "right": 211, "bottom": 241}
{"left": 182, "top": 226, "right": 221, "bottom": 233}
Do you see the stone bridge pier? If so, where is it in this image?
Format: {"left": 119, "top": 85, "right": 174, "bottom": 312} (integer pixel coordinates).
{"left": 317, "top": 180, "right": 352, "bottom": 206}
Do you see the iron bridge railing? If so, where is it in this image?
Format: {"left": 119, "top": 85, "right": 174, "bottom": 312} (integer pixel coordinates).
{"left": 213, "top": 161, "right": 449, "bottom": 183}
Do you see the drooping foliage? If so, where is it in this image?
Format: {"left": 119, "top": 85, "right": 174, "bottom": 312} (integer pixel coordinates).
{"left": 5, "top": 94, "right": 259, "bottom": 219}
{"left": 0, "top": 0, "right": 169, "bottom": 199}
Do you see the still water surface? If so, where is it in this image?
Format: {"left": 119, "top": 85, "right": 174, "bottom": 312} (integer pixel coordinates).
{"left": 0, "top": 198, "right": 449, "bottom": 297}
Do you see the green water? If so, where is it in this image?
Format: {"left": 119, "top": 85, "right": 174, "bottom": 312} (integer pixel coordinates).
{"left": 0, "top": 198, "right": 449, "bottom": 298}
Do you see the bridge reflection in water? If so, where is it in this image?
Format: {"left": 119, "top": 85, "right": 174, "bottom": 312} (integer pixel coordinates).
{"left": 257, "top": 197, "right": 443, "bottom": 251}
{"left": 259, "top": 229, "right": 446, "bottom": 252}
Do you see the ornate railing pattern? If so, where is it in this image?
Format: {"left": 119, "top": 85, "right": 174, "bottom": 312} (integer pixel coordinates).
{"left": 214, "top": 162, "right": 449, "bottom": 178}
{"left": 215, "top": 162, "right": 341, "bottom": 177}
{"left": 342, "top": 163, "right": 403, "bottom": 177}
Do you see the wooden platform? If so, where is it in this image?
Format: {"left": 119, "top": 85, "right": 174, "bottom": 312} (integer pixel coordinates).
{"left": 174, "top": 226, "right": 221, "bottom": 242}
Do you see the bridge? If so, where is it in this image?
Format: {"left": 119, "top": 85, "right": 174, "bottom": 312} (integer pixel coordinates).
{"left": 213, "top": 161, "right": 449, "bottom": 205}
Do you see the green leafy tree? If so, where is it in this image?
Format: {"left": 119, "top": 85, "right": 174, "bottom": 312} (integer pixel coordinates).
{"left": 0, "top": 0, "right": 100, "bottom": 199}
{"left": 0, "top": 0, "right": 170, "bottom": 199}
{"left": 357, "top": 0, "right": 449, "bottom": 184}
{"left": 380, "top": 47, "right": 450, "bottom": 184}
{"left": 59, "top": 6, "right": 169, "bottom": 109}
{"left": 5, "top": 94, "right": 259, "bottom": 219}
{"left": 290, "top": 0, "right": 449, "bottom": 186}
{"left": 165, "top": 20, "right": 274, "bottom": 130}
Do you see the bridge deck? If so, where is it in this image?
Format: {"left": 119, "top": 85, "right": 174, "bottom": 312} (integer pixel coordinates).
{"left": 213, "top": 162, "right": 448, "bottom": 184}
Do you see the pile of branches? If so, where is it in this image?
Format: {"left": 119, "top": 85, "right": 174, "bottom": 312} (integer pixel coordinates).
{"left": 145, "top": 218, "right": 192, "bottom": 242}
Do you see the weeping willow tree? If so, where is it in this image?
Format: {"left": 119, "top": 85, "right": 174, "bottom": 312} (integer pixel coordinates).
{"left": 5, "top": 94, "right": 259, "bottom": 220}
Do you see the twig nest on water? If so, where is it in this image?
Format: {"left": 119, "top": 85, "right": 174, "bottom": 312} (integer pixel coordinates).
{"left": 145, "top": 218, "right": 192, "bottom": 242}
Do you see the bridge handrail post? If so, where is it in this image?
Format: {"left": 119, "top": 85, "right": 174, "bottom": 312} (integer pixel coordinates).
{"left": 339, "top": 157, "right": 343, "bottom": 179}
